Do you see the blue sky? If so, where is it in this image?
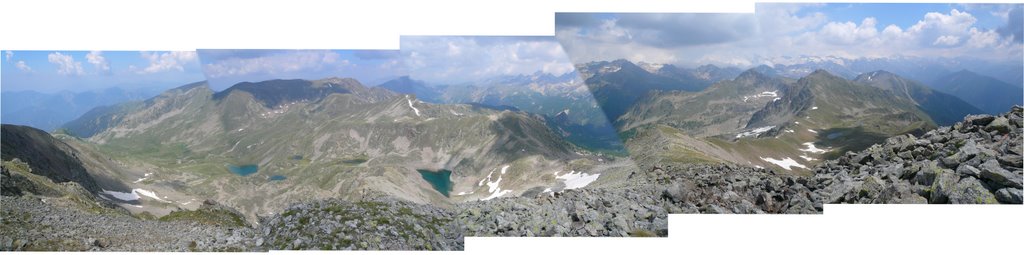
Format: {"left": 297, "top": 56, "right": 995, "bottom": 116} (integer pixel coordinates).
{"left": 401, "top": 36, "right": 576, "bottom": 85}
{"left": 1, "top": 51, "right": 203, "bottom": 93}
{"left": 556, "top": 3, "right": 1024, "bottom": 67}
{"left": 197, "top": 49, "right": 406, "bottom": 90}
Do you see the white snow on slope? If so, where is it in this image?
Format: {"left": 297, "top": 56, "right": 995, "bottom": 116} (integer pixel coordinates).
{"left": 798, "top": 142, "right": 829, "bottom": 154}
{"left": 102, "top": 189, "right": 140, "bottom": 201}
{"left": 481, "top": 165, "right": 513, "bottom": 201}
{"left": 743, "top": 91, "right": 779, "bottom": 102}
{"left": 736, "top": 126, "right": 775, "bottom": 138}
{"left": 133, "top": 172, "right": 153, "bottom": 183}
{"left": 760, "top": 157, "right": 807, "bottom": 170}
{"left": 808, "top": 129, "right": 818, "bottom": 133}
{"left": 555, "top": 171, "right": 601, "bottom": 190}
{"left": 406, "top": 95, "right": 421, "bottom": 116}
{"left": 101, "top": 188, "right": 168, "bottom": 202}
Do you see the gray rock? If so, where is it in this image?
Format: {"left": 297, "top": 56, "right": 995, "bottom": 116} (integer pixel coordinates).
{"left": 93, "top": 238, "right": 109, "bottom": 248}
{"left": 984, "top": 117, "right": 1011, "bottom": 134}
{"left": 978, "top": 160, "right": 1023, "bottom": 189}
{"left": 956, "top": 164, "right": 981, "bottom": 177}
{"left": 930, "top": 169, "right": 959, "bottom": 204}
{"left": 997, "top": 155, "right": 1023, "bottom": 168}
{"left": 947, "top": 178, "right": 999, "bottom": 204}
{"left": 994, "top": 188, "right": 1023, "bottom": 204}
{"left": 662, "top": 184, "right": 685, "bottom": 203}
{"left": 965, "top": 115, "right": 996, "bottom": 126}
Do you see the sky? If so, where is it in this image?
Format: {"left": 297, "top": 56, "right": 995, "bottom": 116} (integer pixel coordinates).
{"left": 401, "top": 36, "right": 576, "bottom": 85}
{"left": 555, "top": 3, "right": 1024, "bottom": 68}
{"left": 1, "top": 51, "right": 204, "bottom": 93}
{"left": 197, "top": 49, "right": 406, "bottom": 90}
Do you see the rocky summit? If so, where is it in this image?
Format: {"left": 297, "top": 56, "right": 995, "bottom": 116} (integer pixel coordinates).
{"left": 808, "top": 106, "right": 1023, "bottom": 204}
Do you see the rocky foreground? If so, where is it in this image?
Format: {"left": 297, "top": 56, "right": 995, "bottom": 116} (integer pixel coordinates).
{"left": 2, "top": 108, "right": 1021, "bottom": 251}
{"left": 808, "top": 106, "right": 1023, "bottom": 204}
{"left": 1, "top": 160, "right": 258, "bottom": 251}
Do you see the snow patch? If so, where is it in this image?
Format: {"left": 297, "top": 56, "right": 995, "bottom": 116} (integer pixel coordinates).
{"left": 555, "top": 170, "right": 601, "bottom": 190}
{"left": 405, "top": 95, "right": 421, "bottom": 116}
{"left": 102, "top": 189, "right": 140, "bottom": 201}
{"left": 798, "top": 142, "right": 829, "bottom": 154}
{"left": 811, "top": 106, "right": 818, "bottom": 110}
{"left": 133, "top": 172, "right": 153, "bottom": 183}
{"left": 807, "top": 129, "right": 818, "bottom": 133}
{"left": 134, "top": 189, "right": 168, "bottom": 202}
{"left": 101, "top": 188, "right": 168, "bottom": 202}
{"left": 799, "top": 155, "right": 815, "bottom": 161}
{"left": 736, "top": 126, "right": 775, "bottom": 138}
{"left": 743, "top": 90, "right": 779, "bottom": 102}
{"left": 760, "top": 157, "right": 807, "bottom": 170}
{"left": 481, "top": 165, "right": 513, "bottom": 201}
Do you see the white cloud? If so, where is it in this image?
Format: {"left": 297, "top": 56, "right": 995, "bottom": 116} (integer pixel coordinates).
{"left": 756, "top": 4, "right": 827, "bottom": 36}
{"left": 15, "top": 60, "right": 31, "bottom": 72}
{"left": 966, "top": 27, "right": 1003, "bottom": 48}
{"left": 818, "top": 17, "right": 879, "bottom": 45}
{"left": 86, "top": 51, "right": 110, "bottom": 73}
{"left": 201, "top": 50, "right": 343, "bottom": 78}
{"left": 5, "top": 51, "right": 11, "bottom": 62}
{"left": 903, "top": 9, "right": 977, "bottom": 47}
{"left": 932, "top": 35, "right": 961, "bottom": 46}
{"left": 555, "top": 7, "right": 1021, "bottom": 69}
{"left": 47, "top": 52, "right": 84, "bottom": 75}
{"left": 136, "top": 51, "right": 197, "bottom": 74}
{"left": 403, "top": 36, "right": 575, "bottom": 83}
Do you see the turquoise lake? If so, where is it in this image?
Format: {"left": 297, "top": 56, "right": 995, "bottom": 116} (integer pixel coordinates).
{"left": 268, "top": 175, "right": 287, "bottom": 181}
{"left": 228, "top": 164, "right": 259, "bottom": 176}
{"left": 417, "top": 169, "right": 453, "bottom": 197}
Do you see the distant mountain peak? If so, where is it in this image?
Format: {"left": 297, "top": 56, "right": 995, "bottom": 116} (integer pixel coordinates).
{"left": 735, "top": 68, "right": 768, "bottom": 81}
{"left": 213, "top": 78, "right": 383, "bottom": 108}
{"left": 853, "top": 70, "right": 897, "bottom": 82}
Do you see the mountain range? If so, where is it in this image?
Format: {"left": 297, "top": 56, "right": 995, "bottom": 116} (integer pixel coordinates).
{"left": 612, "top": 66, "right": 937, "bottom": 172}
{"left": 1, "top": 87, "right": 169, "bottom": 132}
{"left": 53, "top": 77, "right": 629, "bottom": 219}
{"left": 379, "top": 72, "right": 626, "bottom": 154}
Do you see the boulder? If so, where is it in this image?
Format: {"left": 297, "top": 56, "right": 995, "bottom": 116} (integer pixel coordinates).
{"left": 984, "top": 117, "right": 1011, "bottom": 134}
{"left": 994, "top": 188, "right": 1023, "bottom": 204}
{"left": 978, "top": 159, "right": 1023, "bottom": 189}
{"left": 947, "top": 177, "right": 998, "bottom": 204}
{"left": 930, "top": 169, "right": 959, "bottom": 204}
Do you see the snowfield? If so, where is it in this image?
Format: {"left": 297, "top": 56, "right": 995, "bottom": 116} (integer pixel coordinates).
{"left": 555, "top": 170, "right": 601, "bottom": 190}
{"left": 736, "top": 126, "right": 775, "bottom": 138}
{"left": 743, "top": 90, "right": 779, "bottom": 102}
{"left": 481, "top": 165, "right": 513, "bottom": 201}
{"left": 101, "top": 188, "right": 168, "bottom": 202}
{"left": 798, "top": 142, "right": 829, "bottom": 154}
{"left": 760, "top": 157, "right": 807, "bottom": 170}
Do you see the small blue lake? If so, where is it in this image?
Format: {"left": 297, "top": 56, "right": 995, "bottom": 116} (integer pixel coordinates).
{"left": 228, "top": 164, "right": 259, "bottom": 176}
{"left": 417, "top": 169, "right": 453, "bottom": 197}
{"left": 268, "top": 175, "right": 287, "bottom": 181}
